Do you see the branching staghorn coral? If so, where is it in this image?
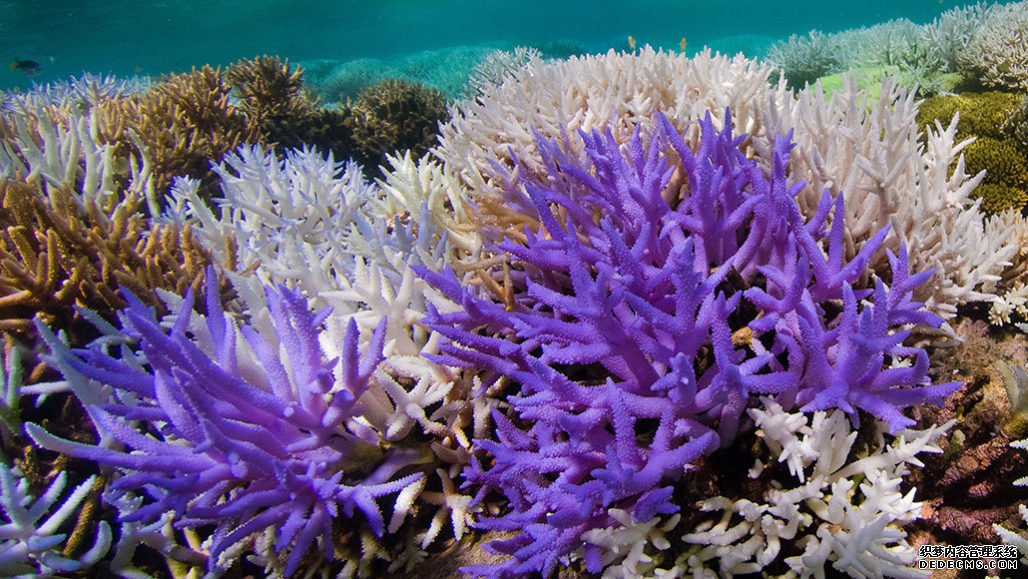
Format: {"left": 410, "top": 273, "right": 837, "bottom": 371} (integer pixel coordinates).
{"left": 766, "top": 19, "right": 942, "bottom": 94}
{"left": 765, "top": 30, "right": 844, "bottom": 89}
{"left": 433, "top": 47, "right": 783, "bottom": 236}
{"left": 26, "top": 275, "right": 431, "bottom": 576}
{"left": 762, "top": 76, "right": 1026, "bottom": 320}
{"left": 349, "top": 79, "right": 450, "bottom": 173}
{"left": 0, "top": 73, "right": 150, "bottom": 116}
{"left": 224, "top": 55, "right": 360, "bottom": 163}
{"left": 958, "top": 1, "right": 1028, "bottom": 90}
{"left": 0, "top": 177, "right": 216, "bottom": 344}
{"left": 465, "top": 46, "right": 544, "bottom": 98}
{"left": 679, "top": 400, "right": 952, "bottom": 578}
{"left": 418, "top": 112, "right": 958, "bottom": 577}
{"left": 227, "top": 55, "right": 319, "bottom": 133}
{"left": 921, "top": 1, "right": 997, "bottom": 73}
{"left": 0, "top": 461, "right": 109, "bottom": 575}
{"left": 93, "top": 65, "right": 259, "bottom": 202}
{"left": 163, "top": 144, "right": 485, "bottom": 563}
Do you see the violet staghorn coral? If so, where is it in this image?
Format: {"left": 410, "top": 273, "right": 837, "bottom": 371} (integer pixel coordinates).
{"left": 418, "top": 110, "right": 960, "bottom": 576}
{"left": 24, "top": 272, "right": 425, "bottom": 576}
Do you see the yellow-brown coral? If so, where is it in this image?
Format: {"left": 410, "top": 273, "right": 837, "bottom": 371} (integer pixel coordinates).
{"left": 93, "top": 66, "right": 258, "bottom": 202}
{"left": 226, "top": 55, "right": 357, "bottom": 160}
{"left": 917, "top": 91, "right": 1020, "bottom": 138}
{"left": 350, "top": 79, "right": 449, "bottom": 172}
{"left": 226, "top": 55, "right": 318, "bottom": 132}
{"left": 0, "top": 178, "right": 217, "bottom": 342}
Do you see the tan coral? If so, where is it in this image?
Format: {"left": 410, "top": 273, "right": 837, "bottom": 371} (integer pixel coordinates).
{"left": 93, "top": 66, "right": 258, "bottom": 203}
{"left": 0, "top": 177, "right": 218, "bottom": 344}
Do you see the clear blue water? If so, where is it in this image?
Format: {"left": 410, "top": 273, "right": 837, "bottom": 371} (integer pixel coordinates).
{"left": 0, "top": 0, "right": 1001, "bottom": 91}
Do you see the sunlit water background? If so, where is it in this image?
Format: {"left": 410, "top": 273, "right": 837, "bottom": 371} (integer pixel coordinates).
{"left": 0, "top": 0, "right": 1005, "bottom": 94}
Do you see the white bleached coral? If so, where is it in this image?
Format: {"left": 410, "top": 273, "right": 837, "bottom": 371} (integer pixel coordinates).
{"left": 678, "top": 400, "right": 952, "bottom": 579}
{"left": 993, "top": 438, "right": 1028, "bottom": 561}
{"left": 433, "top": 46, "right": 784, "bottom": 217}
{"left": 431, "top": 47, "right": 1026, "bottom": 319}
{"left": 162, "top": 143, "right": 484, "bottom": 553}
{"left": 0, "top": 463, "right": 109, "bottom": 576}
{"left": 990, "top": 284, "right": 1028, "bottom": 326}
{"left": 578, "top": 510, "right": 682, "bottom": 579}
{"left": 762, "top": 76, "right": 1023, "bottom": 319}
{"left": 958, "top": 1, "right": 1028, "bottom": 90}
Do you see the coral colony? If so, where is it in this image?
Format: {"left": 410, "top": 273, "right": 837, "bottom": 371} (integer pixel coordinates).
{"left": 418, "top": 111, "right": 958, "bottom": 577}
{"left": 6, "top": 3, "right": 1028, "bottom": 577}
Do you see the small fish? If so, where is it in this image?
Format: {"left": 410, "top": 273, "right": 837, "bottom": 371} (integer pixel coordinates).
{"left": 680, "top": 37, "right": 687, "bottom": 52}
{"left": 9, "top": 57, "right": 40, "bottom": 77}
{"left": 628, "top": 35, "right": 637, "bottom": 51}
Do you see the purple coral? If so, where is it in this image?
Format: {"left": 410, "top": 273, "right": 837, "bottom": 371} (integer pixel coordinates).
{"left": 418, "top": 110, "right": 960, "bottom": 576}
{"left": 26, "top": 273, "right": 421, "bottom": 576}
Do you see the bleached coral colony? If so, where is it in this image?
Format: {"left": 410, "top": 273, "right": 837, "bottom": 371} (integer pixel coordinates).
{"left": 3, "top": 3, "right": 1028, "bottom": 578}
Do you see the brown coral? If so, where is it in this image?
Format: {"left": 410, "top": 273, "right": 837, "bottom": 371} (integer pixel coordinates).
{"left": 93, "top": 65, "right": 258, "bottom": 202}
{"left": 907, "top": 319, "right": 1028, "bottom": 557}
{"left": 226, "top": 55, "right": 359, "bottom": 166}
{"left": 349, "top": 79, "right": 450, "bottom": 173}
{"left": 226, "top": 55, "right": 318, "bottom": 131}
{"left": 0, "top": 177, "right": 219, "bottom": 345}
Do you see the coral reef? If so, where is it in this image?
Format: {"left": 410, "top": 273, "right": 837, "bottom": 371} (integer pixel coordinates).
{"left": 957, "top": 1, "right": 1028, "bottom": 90}
{"left": 28, "top": 276, "right": 427, "bottom": 576}
{"left": 5, "top": 34, "right": 1028, "bottom": 577}
{"left": 420, "top": 112, "right": 957, "bottom": 576}
{"left": 765, "top": 31, "right": 841, "bottom": 89}
{"left": 93, "top": 65, "right": 258, "bottom": 201}
{"left": 349, "top": 79, "right": 450, "bottom": 172}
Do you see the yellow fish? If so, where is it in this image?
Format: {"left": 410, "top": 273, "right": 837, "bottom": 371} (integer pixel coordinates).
{"left": 628, "top": 35, "right": 637, "bottom": 51}
{"left": 680, "top": 37, "right": 687, "bottom": 52}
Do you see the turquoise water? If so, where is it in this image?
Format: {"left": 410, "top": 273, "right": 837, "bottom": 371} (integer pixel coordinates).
{"left": 0, "top": 0, "right": 998, "bottom": 91}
